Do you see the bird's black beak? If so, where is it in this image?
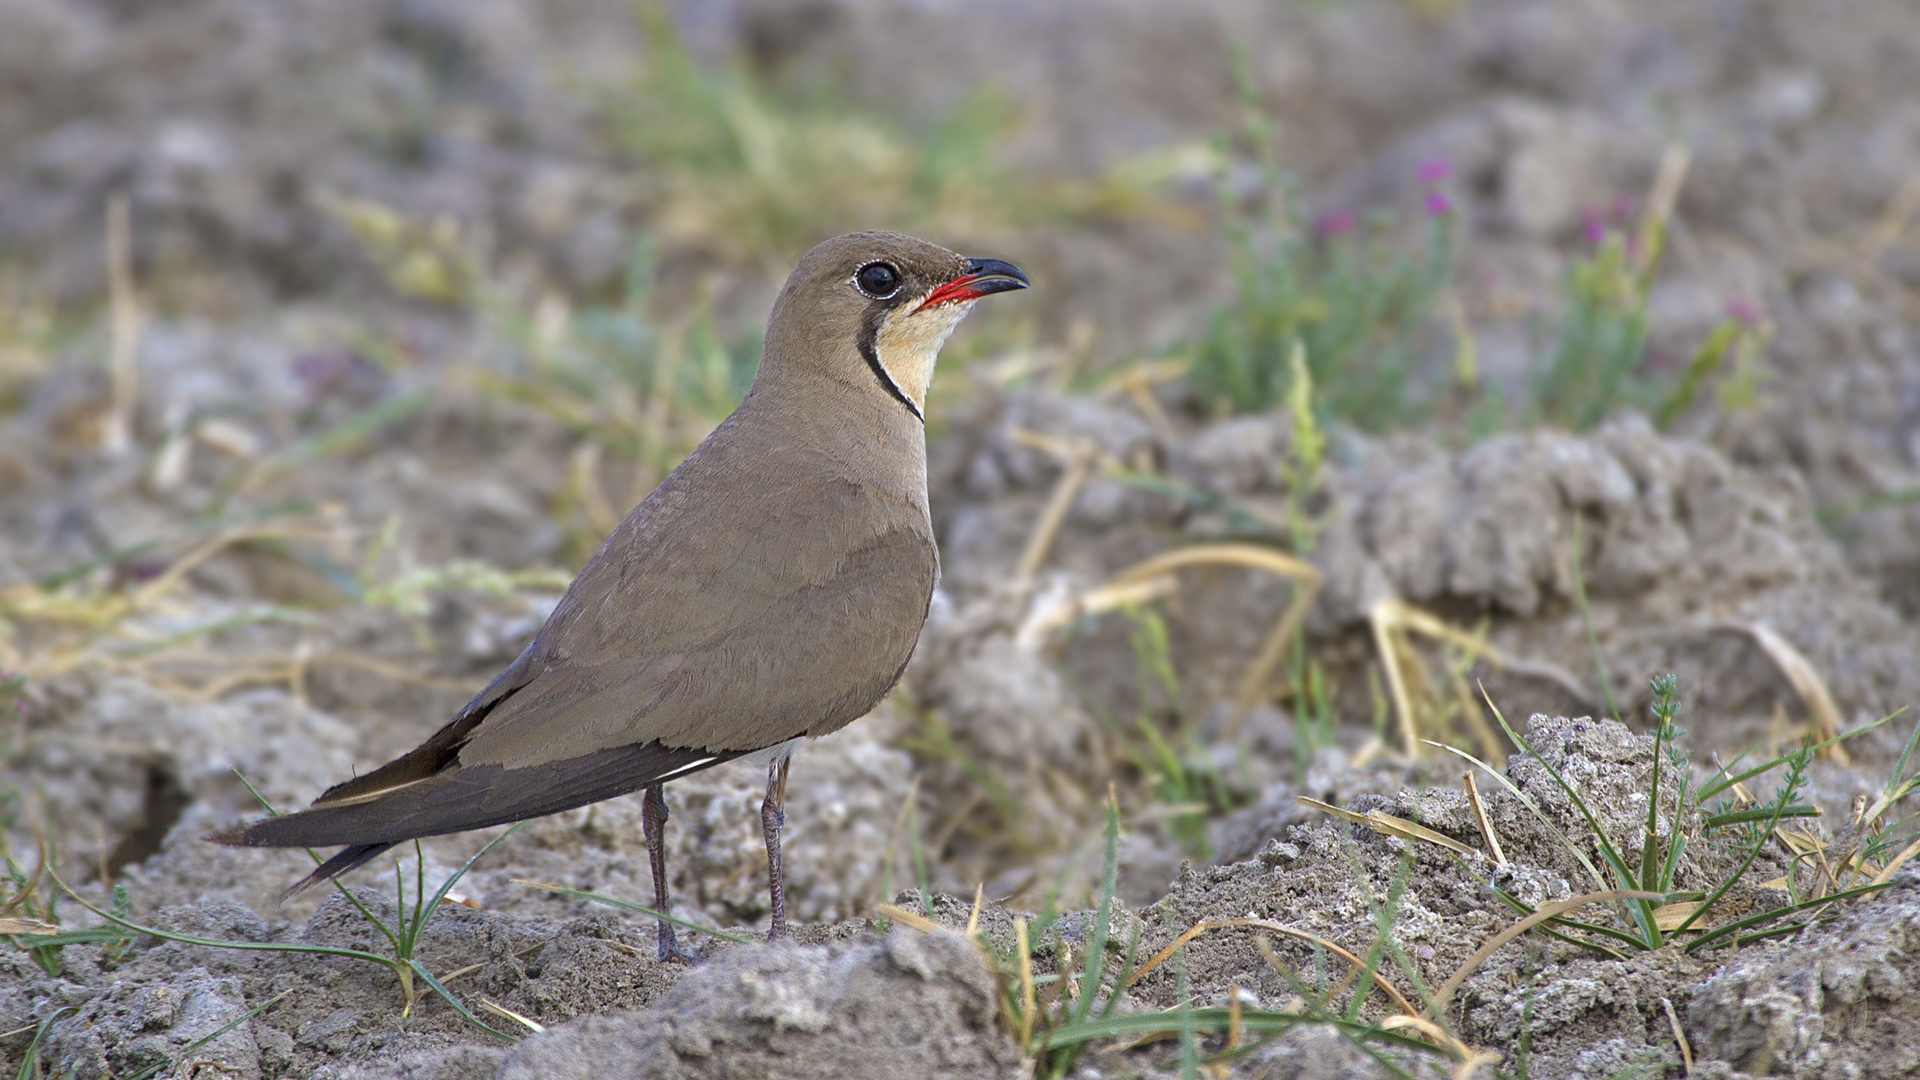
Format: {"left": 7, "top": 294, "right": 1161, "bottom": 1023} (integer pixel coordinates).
{"left": 918, "top": 257, "right": 1030, "bottom": 310}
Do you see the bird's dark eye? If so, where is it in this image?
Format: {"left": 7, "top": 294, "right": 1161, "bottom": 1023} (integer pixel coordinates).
{"left": 855, "top": 261, "right": 902, "bottom": 299}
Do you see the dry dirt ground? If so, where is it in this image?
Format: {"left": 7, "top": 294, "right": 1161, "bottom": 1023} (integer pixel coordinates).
{"left": 4, "top": 1, "right": 1920, "bottom": 1078}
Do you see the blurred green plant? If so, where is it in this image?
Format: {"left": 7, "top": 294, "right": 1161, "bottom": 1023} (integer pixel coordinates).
{"left": 1069, "top": 604, "right": 1237, "bottom": 862}
{"left": 1277, "top": 341, "right": 1327, "bottom": 553}
{"left": 1526, "top": 230, "right": 1652, "bottom": 430}
{"left": 0, "top": 279, "right": 58, "bottom": 418}
{"left": 1654, "top": 309, "right": 1771, "bottom": 429}
{"left": 1188, "top": 51, "right": 1454, "bottom": 428}
{"left": 3, "top": 850, "right": 132, "bottom": 977}
{"left": 601, "top": 10, "right": 1025, "bottom": 266}
{"left": 1526, "top": 197, "right": 1773, "bottom": 433}
{"left": 477, "top": 237, "right": 757, "bottom": 479}
{"left": 1190, "top": 199, "right": 1455, "bottom": 429}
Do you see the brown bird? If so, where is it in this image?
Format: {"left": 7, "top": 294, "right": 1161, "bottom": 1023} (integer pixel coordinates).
{"left": 215, "top": 231, "right": 1027, "bottom": 956}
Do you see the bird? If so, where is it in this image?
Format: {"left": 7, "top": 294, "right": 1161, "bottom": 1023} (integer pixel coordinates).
{"left": 213, "top": 231, "right": 1028, "bottom": 957}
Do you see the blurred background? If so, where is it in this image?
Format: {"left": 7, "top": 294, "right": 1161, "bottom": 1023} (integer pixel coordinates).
{"left": 3, "top": 0, "right": 1920, "bottom": 1021}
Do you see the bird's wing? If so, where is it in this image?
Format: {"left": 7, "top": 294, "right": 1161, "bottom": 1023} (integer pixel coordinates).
{"left": 222, "top": 429, "right": 934, "bottom": 855}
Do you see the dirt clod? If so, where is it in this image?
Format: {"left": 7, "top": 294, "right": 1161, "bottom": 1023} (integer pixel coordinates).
{"left": 493, "top": 929, "right": 1027, "bottom": 1080}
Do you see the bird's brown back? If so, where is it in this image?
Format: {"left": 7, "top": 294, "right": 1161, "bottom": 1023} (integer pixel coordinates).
{"left": 457, "top": 382, "right": 936, "bottom": 767}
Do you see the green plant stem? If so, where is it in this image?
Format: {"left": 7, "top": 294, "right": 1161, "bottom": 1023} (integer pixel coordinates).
{"left": 1568, "top": 516, "right": 1618, "bottom": 722}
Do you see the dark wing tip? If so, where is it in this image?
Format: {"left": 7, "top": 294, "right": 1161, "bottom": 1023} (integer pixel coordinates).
{"left": 277, "top": 843, "right": 399, "bottom": 904}
{"left": 204, "top": 821, "right": 258, "bottom": 847}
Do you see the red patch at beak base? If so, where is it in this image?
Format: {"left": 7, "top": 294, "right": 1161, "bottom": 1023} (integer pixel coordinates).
{"left": 916, "top": 257, "right": 1030, "bottom": 311}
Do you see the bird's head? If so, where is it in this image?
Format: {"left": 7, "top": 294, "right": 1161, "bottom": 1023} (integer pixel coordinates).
{"left": 757, "top": 230, "right": 1029, "bottom": 420}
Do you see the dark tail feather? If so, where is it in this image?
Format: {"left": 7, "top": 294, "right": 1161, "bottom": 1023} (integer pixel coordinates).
{"left": 205, "top": 822, "right": 400, "bottom": 903}
{"left": 206, "top": 740, "right": 760, "bottom": 899}
{"left": 282, "top": 842, "right": 399, "bottom": 902}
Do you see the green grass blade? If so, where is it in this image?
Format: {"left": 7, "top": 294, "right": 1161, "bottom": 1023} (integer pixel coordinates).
{"left": 15, "top": 1007, "right": 74, "bottom": 1080}
{"left": 407, "top": 959, "right": 519, "bottom": 1042}
{"left": 414, "top": 823, "right": 528, "bottom": 941}
{"left": 1670, "top": 756, "right": 1813, "bottom": 937}
{"left": 1053, "top": 793, "right": 1125, "bottom": 1077}
{"left": 1703, "top": 805, "right": 1820, "bottom": 828}
{"left": 1070, "top": 795, "right": 1123, "bottom": 1028}
{"left": 1698, "top": 715, "right": 1896, "bottom": 802}
{"left": 1485, "top": 711, "right": 1634, "bottom": 883}
{"left": 907, "top": 798, "right": 934, "bottom": 919}
{"left": 1175, "top": 955, "right": 1198, "bottom": 1080}
{"left": 1685, "top": 881, "right": 1892, "bottom": 954}
{"left": 1568, "top": 517, "right": 1618, "bottom": 722}
{"left": 1099, "top": 921, "right": 1144, "bottom": 1022}
{"left": 512, "top": 880, "right": 754, "bottom": 943}
{"left": 232, "top": 768, "right": 402, "bottom": 954}
{"left": 124, "top": 989, "right": 292, "bottom": 1080}
{"left": 8, "top": 927, "right": 121, "bottom": 949}
{"left": 1658, "top": 832, "right": 1688, "bottom": 896}
{"left": 50, "top": 870, "right": 396, "bottom": 967}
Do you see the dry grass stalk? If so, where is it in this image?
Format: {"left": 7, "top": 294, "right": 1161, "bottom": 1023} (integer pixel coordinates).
{"left": 567, "top": 441, "right": 623, "bottom": 537}
{"left": 1789, "top": 172, "right": 1920, "bottom": 293}
{"left": 0, "top": 917, "right": 60, "bottom": 936}
{"left": 1650, "top": 901, "right": 1705, "bottom": 933}
{"left": 1, "top": 522, "right": 331, "bottom": 680}
{"left": 1700, "top": 620, "right": 1847, "bottom": 762}
{"left": 1096, "top": 361, "right": 1185, "bottom": 443}
{"left": 103, "top": 193, "right": 143, "bottom": 456}
{"left": 873, "top": 903, "right": 942, "bottom": 933}
{"left": 1368, "top": 598, "right": 1508, "bottom": 763}
{"left": 1661, "top": 996, "right": 1693, "bottom": 1076}
{"left": 1869, "top": 836, "right": 1920, "bottom": 886}
{"left": 1427, "top": 888, "right": 1661, "bottom": 1019}
{"left": 874, "top": 775, "right": 923, "bottom": 910}
{"left": 1013, "top": 576, "right": 1177, "bottom": 648}
{"left": 1011, "top": 542, "right": 1320, "bottom": 743}
{"left": 1463, "top": 774, "right": 1508, "bottom": 867}
{"left": 1295, "top": 796, "right": 1478, "bottom": 859}
{"left": 1125, "top": 917, "right": 1420, "bottom": 1017}
{"left": 1013, "top": 439, "right": 1098, "bottom": 583}
{"left": 1378, "top": 1014, "right": 1496, "bottom": 1072}
{"left": 1636, "top": 143, "right": 1692, "bottom": 279}
{"left": 1106, "top": 544, "right": 1321, "bottom": 742}
{"left": 479, "top": 999, "right": 545, "bottom": 1033}
{"left": 1014, "top": 917, "right": 1036, "bottom": 1048}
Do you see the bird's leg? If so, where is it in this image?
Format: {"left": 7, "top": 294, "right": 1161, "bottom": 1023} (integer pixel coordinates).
{"left": 761, "top": 756, "right": 792, "bottom": 941}
{"left": 642, "top": 783, "right": 689, "bottom": 962}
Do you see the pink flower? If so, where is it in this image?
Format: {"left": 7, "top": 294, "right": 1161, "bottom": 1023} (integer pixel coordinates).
{"left": 1582, "top": 207, "right": 1608, "bottom": 246}
{"left": 1423, "top": 189, "right": 1453, "bottom": 217}
{"left": 1725, "top": 299, "right": 1765, "bottom": 325}
{"left": 1416, "top": 158, "right": 1453, "bottom": 186}
{"left": 1313, "top": 209, "right": 1356, "bottom": 236}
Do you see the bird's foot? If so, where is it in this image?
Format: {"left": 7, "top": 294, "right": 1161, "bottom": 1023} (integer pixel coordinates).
{"left": 656, "top": 924, "right": 697, "bottom": 964}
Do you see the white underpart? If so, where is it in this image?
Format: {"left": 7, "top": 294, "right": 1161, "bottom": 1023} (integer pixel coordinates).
{"left": 736, "top": 737, "right": 803, "bottom": 771}
{"left": 655, "top": 754, "right": 718, "bottom": 780}
{"left": 874, "top": 297, "right": 976, "bottom": 409}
